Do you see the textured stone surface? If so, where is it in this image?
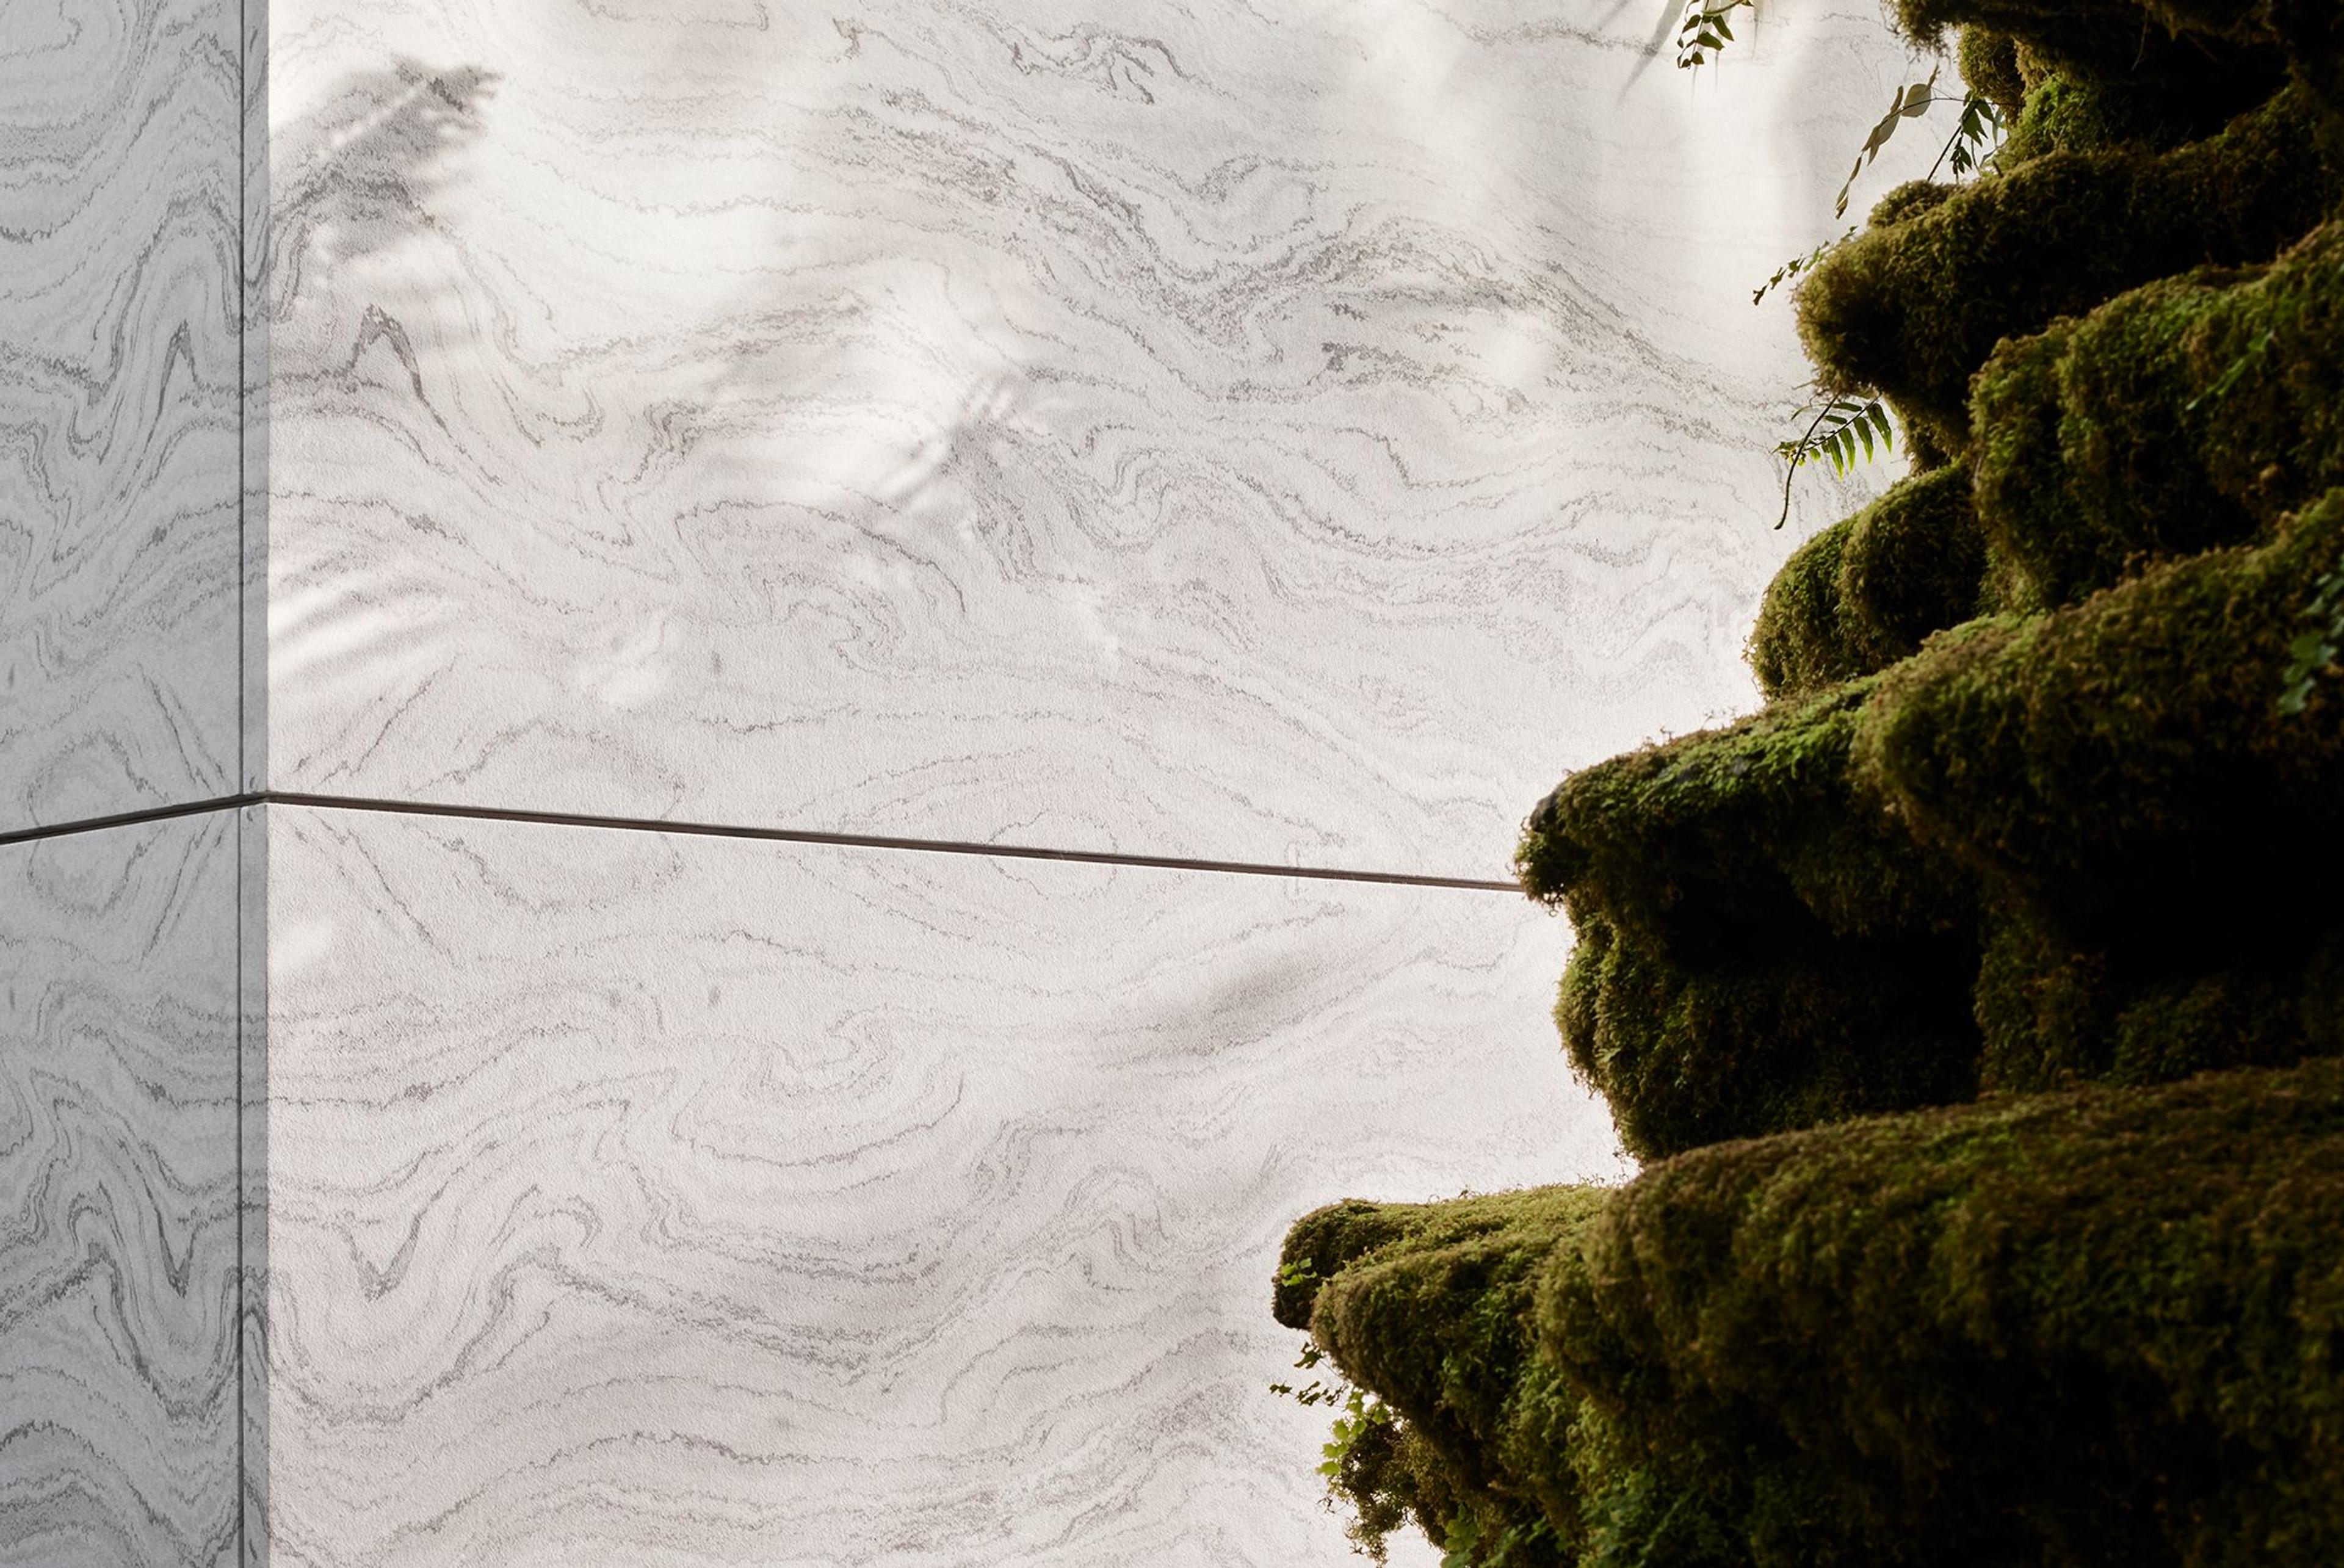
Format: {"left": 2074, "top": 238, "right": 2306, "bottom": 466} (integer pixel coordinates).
{"left": 0, "top": 814, "right": 242, "bottom": 1567}
{"left": 251, "top": 803, "right": 1621, "bottom": 1566}
{"left": 0, "top": 0, "right": 244, "bottom": 833}
{"left": 260, "top": 0, "right": 1909, "bottom": 879}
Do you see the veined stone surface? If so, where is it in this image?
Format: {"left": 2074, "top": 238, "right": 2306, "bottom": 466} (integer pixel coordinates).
{"left": 253, "top": 803, "right": 1622, "bottom": 1566}
{"left": 0, "top": 0, "right": 245, "bottom": 833}
{"left": 262, "top": 0, "right": 1907, "bottom": 878}
{"left": 0, "top": 814, "right": 242, "bottom": 1567}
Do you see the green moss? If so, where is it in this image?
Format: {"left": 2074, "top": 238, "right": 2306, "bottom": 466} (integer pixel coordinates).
{"left": 1750, "top": 464, "right": 1985, "bottom": 701}
{"left": 1541, "top": 1053, "right": 2344, "bottom": 1566}
{"left": 1747, "top": 519, "right": 1857, "bottom": 698}
{"left": 1957, "top": 27, "right": 2028, "bottom": 118}
{"left": 1895, "top": 0, "right": 2292, "bottom": 93}
{"left": 1287, "top": 1060, "right": 2344, "bottom": 1565}
{"left": 1273, "top": 1193, "right": 1594, "bottom": 1563}
{"left": 1517, "top": 675, "right": 1967, "bottom": 955}
{"left": 1279, "top": 1188, "right": 1727, "bottom": 1566}
{"left": 1854, "top": 486, "right": 2344, "bottom": 936}
{"left": 1970, "top": 219, "right": 2344, "bottom": 607}
{"left": 1559, "top": 911, "right": 1979, "bottom": 1160}
{"left": 1795, "top": 83, "right": 2341, "bottom": 449}
{"left": 1998, "top": 69, "right": 2232, "bottom": 160}
{"left": 1971, "top": 906, "right": 2344, "bottom": 1092}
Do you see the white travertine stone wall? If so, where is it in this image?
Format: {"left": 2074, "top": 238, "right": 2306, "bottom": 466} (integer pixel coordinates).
{"left": 0, "top": 815, "right": 242, "bottom": 1567}
{"left": 262, "top": 0, "right": 1909, "bottom": 881}
{"left": 0, "top": 0, "right": 245, "bottom": 832}
{"left": 253, "top": 803, "right": 1622, "bottom": 1566}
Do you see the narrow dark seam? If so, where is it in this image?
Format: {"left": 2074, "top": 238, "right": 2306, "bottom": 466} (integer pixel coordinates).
{"left": 234, "top": 1, "right": 251, "bottom": 1555}
{"left": 1, "top": 792, "right": 1524, "bottom": 892}
{"left": 233, "top": 806, "right": 247, "bottom": 1568}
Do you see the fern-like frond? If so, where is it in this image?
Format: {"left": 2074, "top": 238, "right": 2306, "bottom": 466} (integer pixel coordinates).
{"left": 1754, "top": 226, "right": 1856, "bottom": 306}
{"left": 1836, "top": 69, "right": 1941, "bottom": 218}
{"left": 1774, "top": 397, "right": 1893, "bottom": 529}
{"left": 1677, "top": 0, "right": 1753, "bottom": 68}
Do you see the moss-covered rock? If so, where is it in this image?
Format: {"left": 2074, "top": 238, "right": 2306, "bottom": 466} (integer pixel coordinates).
{"left": 1795, "top": 83, "right": 2341, "bottom": 449}
{"left": 1957, "top": 27, "right": 2030, "bottom": 118}
{"left": 1284, "top": 1190, "right": 1608, "bottom": 1563}
{"left": 1517, "top": 675, "right": 1967, "bottom": 956}
{"left": 1749, "top": 464, "right": 1985, "bottom": 699}
{"left": 1996, "top": 67, "right": 2262, "bottom": 161}
{"left": 1278, "top": 1188, "right": 1740, "bottom": 1566}
{"left": 1287, "top": 1058, "right": 2344, "bottom": 1566}
{"left": 1970, "top": 220, "right": 2344, "bottom": 607}
{"left": 1896, "top": 0, "right": 2294, "bottom": 95}
{"left": 1541, "top": 1053, "right": 2344, "bottom": 1566}
{"left": 1286, "top": 4, "right": 2344, "bottom": 1554}
{"left": 1747, "top": 513, "right": 1859, "bottom": 699}
{"left": 1971, "top": 905, "right": 2344, "bottom": 1089}
{"left": 1558, "top": 910, "right": 1979, "bottom": 1159}
{"left": 1855, "top": 486, "right": 2344, "bottom": 934}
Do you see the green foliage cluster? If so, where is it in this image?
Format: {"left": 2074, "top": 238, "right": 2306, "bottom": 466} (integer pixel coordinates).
{"left": 1276, "top": 1, "right": 2344, "bottom": 1559}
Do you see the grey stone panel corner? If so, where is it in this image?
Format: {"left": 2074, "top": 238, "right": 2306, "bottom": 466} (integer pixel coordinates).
{"left": 0, "top": 0, "right": 247, "bottom": 833}
{"left": 242, "top": 1, "right": 272, "bottom": 802}
{"left": 0, "top": 815, "right": 242, "bottom": 1567}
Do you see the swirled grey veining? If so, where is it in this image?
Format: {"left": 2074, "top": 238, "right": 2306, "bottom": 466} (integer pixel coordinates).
{"left": 263, "top": 0, "right": 1913, "bottom": 878}
{"left": 0, "top": 815, "right": 241, "bottom": 1566}
{"left": 0, "top": 0, "right": 244, "bottom": 832}
{"left": 252, "top": 803, "right": 1624, "bottom": 1566}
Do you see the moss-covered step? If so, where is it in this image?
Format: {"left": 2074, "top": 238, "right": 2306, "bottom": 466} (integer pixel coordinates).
{"left": 1279, "top": 1053, "right": 2344, "bottom": 1567}
{"left": 1557, "top": 909, "right": 1978, "bottom": 1159}
{"left": 1546, "top": 1051, "right": 2344, "bottom": 1566}
{"left": 1972, "top": 902, "right": 2344, "bottom": 1091}
{"left": 1970, "top": 218, "right": 2344, "bottom": 607}
{"left": 1795, "top": 82, "right": 2340, "bottom": 449}
{"left": 1749, "top": 463, "right": 1986, "bottom": 700}
{"left": 1900, "top": 0, "right": 2291, "bottom": 89}
{"left": 1273, "top": 1190, "right": 1611, "bottom": 1566}
{"left": 1855, "top": 485, "right": 2344, "bottom": 934}
{"left": 1516, "top": 674, "right": 1967, "bottom": 956}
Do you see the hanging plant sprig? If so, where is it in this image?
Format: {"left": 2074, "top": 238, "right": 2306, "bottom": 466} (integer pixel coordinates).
{"left": 1677, "top": 0, "right": 1754, "bottom": 68}
{"left": 1753, "top": 225, "right": 1856, "bottom": 306}
{"left": 1836, "top": 67, "right": 1942, "bottom": 217}
{"left": 1928, "top": 90, "right": 2005, "bottom": 181}
{"left": 1775, "top": 396, "right": 1893, "bottom": 528}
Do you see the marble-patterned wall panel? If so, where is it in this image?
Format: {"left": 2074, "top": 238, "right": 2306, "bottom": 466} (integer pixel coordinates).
{"left": 0, "top": 0, "right": 244, "bottom": 832}
{"left": 263, "top": 0, "right": 1915, "bottom": 879}
{"left": 0, "top": 813, "right": 242, "bottom": 1567}
{"left": 255, "top": 803, "right": 1623, "bottom": 1566}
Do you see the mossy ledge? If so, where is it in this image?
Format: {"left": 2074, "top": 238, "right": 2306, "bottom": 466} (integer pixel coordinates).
{"left": 1748, "top": 462, "right": 1984, "bottom": 700}
{"left": 1282, "top": 1056, "right": 2344, "bottom": 1566}
{"left": 1969, "top": 219, "right": 2344, "bottom": 608}
{"left": 1793, "top": 82, "right": 2341, "bottom": 450}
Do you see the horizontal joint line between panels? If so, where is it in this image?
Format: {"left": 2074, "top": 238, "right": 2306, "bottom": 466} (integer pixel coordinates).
{"left": 0, "top": 792, "right": 1525, "bottom": 894}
